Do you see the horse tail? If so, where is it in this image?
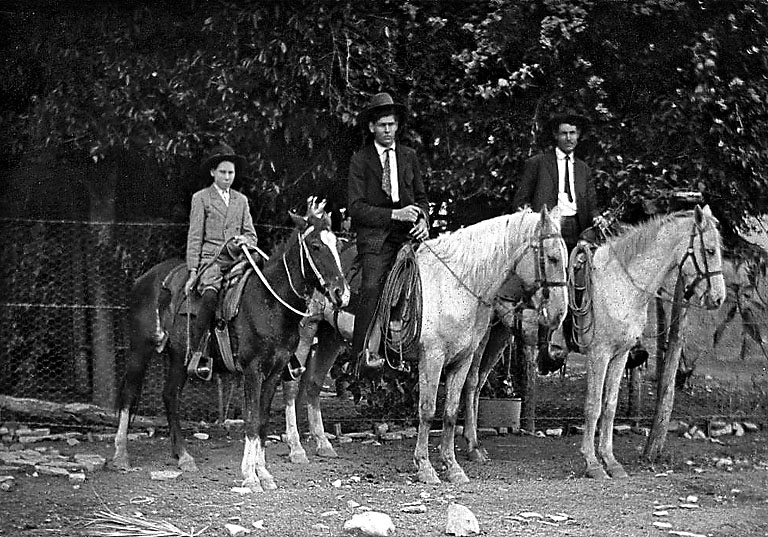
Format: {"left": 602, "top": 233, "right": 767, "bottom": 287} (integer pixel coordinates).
{"left": 115, "top": 259, "right": 181, "bottom": 417}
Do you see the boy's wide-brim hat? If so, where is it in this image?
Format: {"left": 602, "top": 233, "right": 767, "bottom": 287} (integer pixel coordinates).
{"left": 200, "top": 143, "right": 247, "bottom": 174}
{"left": 362, "top": 92, "right": 407, "bottom": 125}
{"left": 544, "top": 111, "right": 590, "bottom": 134}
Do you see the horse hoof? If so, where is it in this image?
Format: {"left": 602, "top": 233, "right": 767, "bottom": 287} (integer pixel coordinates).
{"left": 261, "top": 477, "right": 277, "bottom": 490}
{"left": 242, "top": 479, "right": 264, "bottom": 493}
{"left": 445, "top": 468, "right": 470, "bottom": 484}
{"left": 607, "top": 464, "right": 629, "bottom": 479}
{"left": 584, "top": 465, "right": 609, "bottom": 480}
{"left": 111, "top": 456, "right": 131, "bottom": 471}
{"left": 178, "top": 454, "right": 199, "bottom": 473}
{"left": 466, "top": 448, "right": 489, "bottom": 463}
{"left": 316, "top": 446, "right": 339, "bottom": 459}
{"left": 416, "top": 469, "right": 442, "bottom": 485}
{"left": 289, "top": 452, "right": 310, "bottom": 465}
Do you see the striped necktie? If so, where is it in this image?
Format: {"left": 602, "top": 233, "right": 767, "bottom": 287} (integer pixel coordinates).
{"left": 382, "top": 148, "right": 392, "bottom": 197}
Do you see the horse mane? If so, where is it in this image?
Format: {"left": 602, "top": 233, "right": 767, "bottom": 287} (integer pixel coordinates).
{"left": 602, "top": 209, "right": 700, "bottom": 266}
{"left": 420, "top": 209, "right": 547, "bottom": 290}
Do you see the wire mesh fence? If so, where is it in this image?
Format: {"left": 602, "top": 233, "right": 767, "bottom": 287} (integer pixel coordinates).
{"left": 1, "top": 218, "right": 766, "bottom": 431}
{"left": 0, "top": 218, "right": 296, "bottom": 424}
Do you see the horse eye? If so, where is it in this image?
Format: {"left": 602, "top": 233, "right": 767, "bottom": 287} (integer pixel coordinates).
{"left": 547, "top": 255, "right": 560, "bottom": 264}
{"left": 706, "top": 248, "right": 716, "bottom": 256}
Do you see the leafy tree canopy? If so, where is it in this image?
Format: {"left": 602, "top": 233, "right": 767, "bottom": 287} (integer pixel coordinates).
{"left": 2, "top": 0, "right": 767, "bottom": 236}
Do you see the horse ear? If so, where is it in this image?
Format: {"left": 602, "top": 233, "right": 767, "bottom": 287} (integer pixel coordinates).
{"left": 289, "top": 211, "right": 309, "bottom": 230}
{"left": 548, "top": 205, "right": 562, "bottom": 222}
{"left": 694, "top": 204, "right": 705, "bottom": 225}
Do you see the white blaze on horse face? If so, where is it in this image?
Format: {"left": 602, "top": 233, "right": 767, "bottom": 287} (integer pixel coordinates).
{"left": 320, "top": 229, "right": 350, "bottom": 305}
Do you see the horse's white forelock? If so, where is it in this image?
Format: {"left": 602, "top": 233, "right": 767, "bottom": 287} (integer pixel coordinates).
{"left": 419, "top": 209, "right": 542, "bottom": 296}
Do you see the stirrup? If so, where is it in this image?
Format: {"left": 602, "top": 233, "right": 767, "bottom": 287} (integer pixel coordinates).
{"left": 361, "top": 349, "right": 384, "bottom": 370}
{"left": 187, "top": 351, "right": 213, "bottom": 381}
{"left": 386, "top": 353, "right": 410, "bottom": 373}
{"left": 282, "top": 354, "right": 306, "bottom": 382}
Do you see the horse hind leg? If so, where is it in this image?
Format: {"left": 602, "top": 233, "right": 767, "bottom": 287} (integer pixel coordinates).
{"left": 163, "top": 346, "right": 198, "bottom": 472}
{"left": 581, "top": 350, "right": 610, "bottom": 479}
{"left": 113, "top": 286, "right": 165, "bottom": 470}
{"left": 598, "top": 354, "right": 631, "bottom": 479}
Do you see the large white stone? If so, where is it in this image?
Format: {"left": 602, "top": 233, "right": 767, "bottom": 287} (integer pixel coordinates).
{"left": 445, "top": 503, "right": 480, "bottom": 536}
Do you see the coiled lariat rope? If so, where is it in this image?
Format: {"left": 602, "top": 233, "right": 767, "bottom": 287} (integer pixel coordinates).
{"left": 368, "top": 243, "right": 423, "bottom": 368}
{"left": 567, "top": 243, "right": 596, "bottom": 351}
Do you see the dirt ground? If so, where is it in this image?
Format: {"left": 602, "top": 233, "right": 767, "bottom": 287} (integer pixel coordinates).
{"left": 2, "top": 371, "right": 767, "bottom": 537}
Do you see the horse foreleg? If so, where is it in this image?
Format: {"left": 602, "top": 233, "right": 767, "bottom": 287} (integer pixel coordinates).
{"left": 163, "top": 348, "right": 197, "bottom": 472}
{"left": 282, "top": 379, "right": 309, "bottom": 464}
{"left": 240, "top": 360, "right": 269, "bottom": 491}
{"left": 414, "top": 355, "right": 442, "bottom": 485}
{"left": 598, "top": 353, "right": 631, "bottom": 479}
{"left": 581, "top": 350, "right": 609, "bottom": 479}
{"left": 441, "top": 359, "right": 473, "bottom": 484}
{"left": 303, "top": 335, "right": 342, "bottom": 459}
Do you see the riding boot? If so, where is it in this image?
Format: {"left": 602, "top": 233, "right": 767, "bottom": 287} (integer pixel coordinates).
{"left": 190, "top": 289, "right": 217, "bottom": 380}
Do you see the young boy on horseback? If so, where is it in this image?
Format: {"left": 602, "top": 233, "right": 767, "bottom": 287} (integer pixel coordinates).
{"left": 184, "top": 143, "right": 259, "bottom": 378}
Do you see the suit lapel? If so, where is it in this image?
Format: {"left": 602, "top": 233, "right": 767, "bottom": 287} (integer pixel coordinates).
{"left": 544, "top": 151, "right": 559, "bottom": 193}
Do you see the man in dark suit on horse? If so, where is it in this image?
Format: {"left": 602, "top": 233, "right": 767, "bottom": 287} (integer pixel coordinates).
{"left": 348, "top": 92, "right": 430, "bottom": 369}
{"left": 513, "top": 112, "right": 607, "bottom": 371}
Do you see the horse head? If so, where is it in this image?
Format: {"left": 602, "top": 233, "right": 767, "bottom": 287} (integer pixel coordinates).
{"left": 288, "top": 200, "right": 350, "bottom": 308}
{"left": 496, "top": 206, "right": 568, "bottom": 331}
{"left": 678, "top": 204, "right": 726, "bottom": 310}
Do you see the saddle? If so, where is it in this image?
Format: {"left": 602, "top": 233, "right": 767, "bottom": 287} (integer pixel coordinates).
{"left": 161, "top": 260, "right": 255, "bottom": 377}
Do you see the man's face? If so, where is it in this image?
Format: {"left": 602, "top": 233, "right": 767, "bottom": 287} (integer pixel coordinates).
{"left": 554, "top": 122, "right": 580, "bottom": 154}
{"left": 369, "top": 114, "right": 398, "bottom": 147}
{"left": 211, "top": 160, "right": 236, "bottom": 190}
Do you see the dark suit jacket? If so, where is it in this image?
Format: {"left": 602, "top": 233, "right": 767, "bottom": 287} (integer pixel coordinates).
{"left": 512, "top": 149, "right": 598, "bottom": 233}
{"left": 348, "top": 143, "right": 429, "bottom": 254}
{"left": 186, "top": 185, "right": 258, "bottom": 271}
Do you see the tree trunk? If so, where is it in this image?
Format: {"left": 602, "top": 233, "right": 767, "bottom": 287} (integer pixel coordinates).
{"left": 71, "top": 229, "right": 90, "bottom": 398}
{"left": 644, "top": 276, "right": 687, "bottom": 460}
{"left": 87, "top": 162, "right": 118, "bottom": 408}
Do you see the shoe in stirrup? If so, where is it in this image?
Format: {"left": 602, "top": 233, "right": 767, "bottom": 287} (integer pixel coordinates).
{"left": 282, "top": 354, "right": 306, "bottom": 382}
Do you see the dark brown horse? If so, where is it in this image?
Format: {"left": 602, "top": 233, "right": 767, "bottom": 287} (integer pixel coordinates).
{"left": 112, "top": 207, "right": 349, "bottom": 492}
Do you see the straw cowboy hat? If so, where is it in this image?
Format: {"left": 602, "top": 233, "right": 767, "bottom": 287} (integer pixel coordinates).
{"left": 361, "top": 92, "right": 407, "bottom": 125}
{"left": 200, "top": 143, "right": 247, "bottom": 175}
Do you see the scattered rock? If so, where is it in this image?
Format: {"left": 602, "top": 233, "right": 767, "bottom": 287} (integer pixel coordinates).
{"left": 545, "top": 428, "right": 563, "bottom": 438}
{"left": 400, "top": 503, "right": 427, "bottom": 513}
{"left": 653, "top": 521, "right": 673, "bottom": 529}
{"left": 343, "top": 511, "right": 395, "bottom": 536}
{"left": 231, "top": 487, "right": 252, "bottom": 494}
{"left": 74, "top": 454, "right": 106, "bottom": 472}
{"left": 445, "top": 503, "right": 479, "bottom": 536}
{"left": 613, "top": 424, "right": 631, "bottom": 435}
{"left": 742, "top": 421, "right": 759, "bottom": 432}
{"left": 150, "top": 470, "right": 182, "bottom": 481}
{"left": 225, "top": 522, "right": 251, "bottom": 536}
{"left": 732, "top": 422, "right": 745, "bottom": 437}
{"left": 193, "top": 432, "right": 209, "bottom": 440}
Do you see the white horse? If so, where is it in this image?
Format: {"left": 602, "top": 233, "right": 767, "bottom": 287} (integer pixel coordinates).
{"left": 282, "top": 207, "right": 569, "bottom": 484}
{"left": 578, "top": 205, "right": 725, "bottom": 478}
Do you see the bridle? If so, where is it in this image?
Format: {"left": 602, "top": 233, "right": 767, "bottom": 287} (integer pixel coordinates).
{"left": 243, "top": 222, "right": 342, "bottom": 317}
{"left": 679, "top": 218, "right": 722, "bottom": 301}
{"left": 497, "top": 222, "right": 568, "bottom": 324}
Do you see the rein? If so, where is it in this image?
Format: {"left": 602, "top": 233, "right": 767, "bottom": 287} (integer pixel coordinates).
{"left": 242, "top": 225, "right": 329, "bottom": 318}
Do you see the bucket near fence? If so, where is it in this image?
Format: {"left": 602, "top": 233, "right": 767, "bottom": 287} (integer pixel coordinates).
{"left": 477, "top": 397, "right": 521, "bottom": 432}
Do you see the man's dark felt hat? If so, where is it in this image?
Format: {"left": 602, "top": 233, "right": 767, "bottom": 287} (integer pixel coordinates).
{"left": 362, "top": 92, "right": 407, "bottom": 125}
{"left": 200, "top": 143, "right": 247, "bottom": 174}
{"left": 545, "top": 111, "right": 590, "bottom": 133}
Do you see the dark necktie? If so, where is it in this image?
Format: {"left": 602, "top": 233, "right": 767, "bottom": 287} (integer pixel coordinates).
{"left": 564, "top": 154, "right": 573, "bottom": 203}
{"left": 382, "top": 148, "right": 392, "bottom": 197}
